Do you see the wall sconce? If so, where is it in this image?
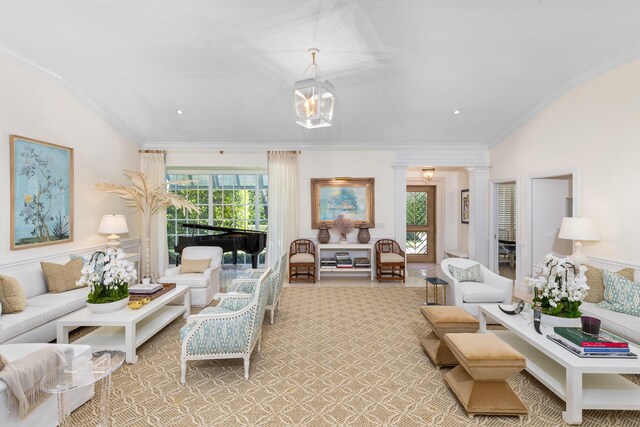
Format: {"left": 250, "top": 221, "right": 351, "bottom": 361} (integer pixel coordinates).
{"left": 422, "top": 167, "right": 435, "bottom": 183}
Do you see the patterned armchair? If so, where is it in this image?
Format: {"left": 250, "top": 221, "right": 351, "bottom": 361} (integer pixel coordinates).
{"left": 227, "top": 251, "right": 288, "bottom": 324}
{"left": 179, "top": 268, "right": 272, "bottom": 385}
{"left": 375, "top": 239, "right": 406, "bottom": 283}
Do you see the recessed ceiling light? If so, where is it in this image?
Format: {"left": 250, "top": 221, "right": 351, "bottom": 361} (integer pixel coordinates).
{"left": 453, "top": 110, "right": 461, "bottom": 115}
{"left": 176, "top": 109, "right": 184, "bottom": 115}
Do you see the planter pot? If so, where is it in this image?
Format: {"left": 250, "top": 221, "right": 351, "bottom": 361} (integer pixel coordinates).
{"left": 541, "top": 313, "right": 581, "bottom": 328}
{"left": 86, "top": 296, "right": 130, "bottom": 314}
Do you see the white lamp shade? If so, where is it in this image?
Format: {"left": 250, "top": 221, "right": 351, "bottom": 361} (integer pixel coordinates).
{"left": 558, "top": 217, "right": 600, "bottom": 241}
{"left": 98, "top": 215, "right": 129, "bottom": 234}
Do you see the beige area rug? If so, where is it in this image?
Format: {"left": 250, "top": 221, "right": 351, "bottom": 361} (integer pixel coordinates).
{"left": 68, "top": 288, "right": 640, "bottom": 426}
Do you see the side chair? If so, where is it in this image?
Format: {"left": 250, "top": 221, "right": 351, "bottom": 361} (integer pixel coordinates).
{"left": 227, "top": 251, "right": 288, "bottom": 324}
{"left": 179, "top": 268, "right": 272, "bottom": 385}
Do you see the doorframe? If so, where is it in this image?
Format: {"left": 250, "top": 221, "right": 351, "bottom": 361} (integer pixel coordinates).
{"left": 405, "top": 176, "right": 445, "bottom": 264}
{"left": 489, "top": 176, "right": 519, "bottom": 278}
{"left": 524, "top": 167, "right": 580, "bottom": 288}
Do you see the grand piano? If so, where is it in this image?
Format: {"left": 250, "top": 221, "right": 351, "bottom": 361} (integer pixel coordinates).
{"left": 175, "top": 223, "right": 267, "bottom": 268}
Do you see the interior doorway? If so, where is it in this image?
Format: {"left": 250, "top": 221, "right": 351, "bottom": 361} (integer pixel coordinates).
{"left": 530, "top": 174, "right": 574, "bottom": 271}
{"left": 494, "top": 181, "right": 517, "bottom": 279}
{"left": 406, "top": 185, "right": 436, "bottom": 263}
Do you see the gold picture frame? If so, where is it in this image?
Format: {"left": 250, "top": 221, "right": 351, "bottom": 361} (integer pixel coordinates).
{"left": 311, "top": 178, "right": 375, "bottom": 229}
{"left": 10, "top": 135, "right": 74, "bottom": 250}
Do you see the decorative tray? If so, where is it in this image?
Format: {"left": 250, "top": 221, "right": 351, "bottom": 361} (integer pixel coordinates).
{"left": 129, "top": 283, "right": 176, "bottom": 301}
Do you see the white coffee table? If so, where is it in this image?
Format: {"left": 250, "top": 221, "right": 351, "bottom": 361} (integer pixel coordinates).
{"left": 57, "top": 286, "right": 191, "bottom": 363}
{"left": 479, "top": 304, "right": 640, "bottom": 425}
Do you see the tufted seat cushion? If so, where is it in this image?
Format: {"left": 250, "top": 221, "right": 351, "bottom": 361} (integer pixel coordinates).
{"left": 421, "top": 306, "right": 478, "bottom": 330}
{"left": 380, "top": 253, "right": 404, "bottom": 263}
{"left": 290, "top": 253, "right": 314, "bottom": 263}
{"left": 460, "top": 282, "right": 505, "bottom": 303}
{"left": 445, "top": 333, "right": 525, "bottom": 368}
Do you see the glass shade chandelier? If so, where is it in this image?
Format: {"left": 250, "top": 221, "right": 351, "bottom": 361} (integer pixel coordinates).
{"left": 293, "top": 48, "right": 335, "bottom": 129}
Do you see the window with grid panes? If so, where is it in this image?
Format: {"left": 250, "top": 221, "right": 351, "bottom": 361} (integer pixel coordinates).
{"left": 166, "top": 173, "right": 268, "bottom": 266}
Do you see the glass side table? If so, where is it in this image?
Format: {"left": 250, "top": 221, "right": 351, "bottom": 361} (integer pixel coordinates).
{"left": 424, "top": 277, "right": 448, "bottom": 306}
{"left": 41, "top": 350, "right": 125, "bottom": 427}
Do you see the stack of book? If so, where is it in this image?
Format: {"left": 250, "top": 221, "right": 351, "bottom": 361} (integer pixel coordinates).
{"left": 353, "top": 257, "right": 371, "bottom": 268}
{"left": 335, "top": 252, "right": 353, "bottom": 268}
{"left": 129, "top": 283, "right": 163, "bottom": 295}
{"left": 548, "top": 327, "right": 636, "bottom": 358}
{"left": 320, "top": 257, "right": 337, "bottom": 267}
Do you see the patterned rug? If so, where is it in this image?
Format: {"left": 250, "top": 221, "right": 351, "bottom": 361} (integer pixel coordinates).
{"left": 68, "top": 287, "right": 640, "bottom": 426}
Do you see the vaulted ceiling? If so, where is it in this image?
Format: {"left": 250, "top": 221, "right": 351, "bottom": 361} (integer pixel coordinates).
{"left": 2, "top": 0, "right": 640, "bottom": 149}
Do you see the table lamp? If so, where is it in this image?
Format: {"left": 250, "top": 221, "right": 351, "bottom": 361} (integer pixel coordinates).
{"left": 98, "top": 214, "right": 129, "bottom": 247}
{"left": 558, "top": 217, "right": 600, "bottom": 266}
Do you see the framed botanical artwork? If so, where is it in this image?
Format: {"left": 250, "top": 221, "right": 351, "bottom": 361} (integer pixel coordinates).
{"left": 311, "top": 178, "right": 375, "bottom": 229}
{"left": 10, "top": 135, "right": 74, "bottom": 250}
{"left": 461, "top": 189, "right": 470, "bottom": 224}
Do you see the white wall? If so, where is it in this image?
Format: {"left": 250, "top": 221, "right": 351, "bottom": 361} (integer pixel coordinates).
{"left": 167, "top": 150, "right": 397, "bottom": 243}
{"left": 0, "top": 57, "right": 140, "bottom": 265}
{"left": 491, "top": 57, "right": 640, "bottom": 270}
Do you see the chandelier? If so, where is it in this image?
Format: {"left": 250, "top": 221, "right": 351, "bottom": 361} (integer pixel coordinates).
{"left": 422, "top": 167, "right": 435, "bottom": 183}
{"left": 293, "top": 48, "right": 335, "bottom": 129}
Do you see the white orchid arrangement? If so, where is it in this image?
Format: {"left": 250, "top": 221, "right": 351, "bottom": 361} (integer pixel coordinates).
{"left": 78, "top": 248, "right": 136, "bottom": 304}
{"left": 524, "top": 253, "right": 588, "bottom": 318}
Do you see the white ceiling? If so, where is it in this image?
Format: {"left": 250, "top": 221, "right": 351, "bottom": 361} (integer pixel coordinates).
{"left": 2, "top": 0, "right": 640, "bottom": 149}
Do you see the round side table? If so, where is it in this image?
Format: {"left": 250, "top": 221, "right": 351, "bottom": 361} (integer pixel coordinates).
{"left": 41, "top": 350, "right": 125, "bottom": 427}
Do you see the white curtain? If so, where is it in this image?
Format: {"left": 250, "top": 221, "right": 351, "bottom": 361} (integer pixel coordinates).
{"left": 267, "top": 152, "right": 299, "bottom": 267}
{"left": 140, "top": 151, "right": 168, "bottom": 279}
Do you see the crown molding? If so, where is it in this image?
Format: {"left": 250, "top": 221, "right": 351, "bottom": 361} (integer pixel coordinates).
{"left": 0, "top": 43, "right": 143, "bottom": 146}
{"left": 487, "top": 43, "right": 640, "bottom": 149}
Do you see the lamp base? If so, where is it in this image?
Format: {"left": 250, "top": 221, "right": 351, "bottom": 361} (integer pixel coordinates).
{"left": 569, "top": 240, "right": 589, "bottom": 267}
{"left": 106, "top": 234, "right": 121, "bottom": 247}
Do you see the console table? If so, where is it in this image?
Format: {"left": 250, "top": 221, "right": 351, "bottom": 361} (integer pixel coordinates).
{"left": 317, "top": 243, "right": 375, "bottom": 281}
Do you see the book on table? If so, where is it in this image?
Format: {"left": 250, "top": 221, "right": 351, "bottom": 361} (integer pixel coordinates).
{"left": 129, "top": 283, "right": 163, "bottom": 294}
{"left": 554, "top": 327, "right": 629, "bottom": 349}
{"left": 547, "top": 335, "right": 637, "bottom": 359}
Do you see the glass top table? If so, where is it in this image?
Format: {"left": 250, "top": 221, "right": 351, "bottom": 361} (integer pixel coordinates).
{"left": 41, "top": 350, "right": 125, "bottom": 427}
{"left": 424, "top": 276, "right": 448, "bottom": 306}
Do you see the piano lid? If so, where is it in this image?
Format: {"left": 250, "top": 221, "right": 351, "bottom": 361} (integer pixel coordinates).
{"left": 181, "top": 223, "right": 266, "bottom": 235}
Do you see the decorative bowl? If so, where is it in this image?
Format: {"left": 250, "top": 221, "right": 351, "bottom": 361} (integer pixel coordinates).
{"left": 128, "top": 301, "right": 143, "bottom": 310}
{"left": 140, "top": 297, "right": 152, "bottom": 305}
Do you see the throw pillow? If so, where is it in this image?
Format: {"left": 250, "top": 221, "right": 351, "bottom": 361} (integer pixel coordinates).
{"left": 181, "top": 258, "right": 212, "bottom": 274}
{"left": 448, "top": 264, "right": 484, "bottom": 283}
{"left": 597, "top": 269, "right": 640, "bottom": 317}
{"left": 584, "top": 265, "right": 635, "bottom": 303}
{"left": 0, "top": 275, "right": 27, "bottom": 313}
{"left": 41, "top": 258, "right": 84, "bottom": 293}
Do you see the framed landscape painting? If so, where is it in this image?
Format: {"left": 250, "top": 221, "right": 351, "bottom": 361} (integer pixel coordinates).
{"left": 10, "top": 135, "right": 74, "bottom": 250}
{"left": 311, "top": 178, "right": 375, "bottom": 228}
{"left": 461, "top": 189, "right": 470, "bottom": 224}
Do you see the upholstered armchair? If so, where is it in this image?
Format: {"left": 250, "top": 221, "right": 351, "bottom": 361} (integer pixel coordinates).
{"left": 179, "top": 268, "right": 272, "bottom": 385}
{"left": 159, "top": 246, "right": 223, "bottom": 307}
{"left": 375, "top": 239, "right": 406, "bottom": 283}
{"left": 289, "top": 239, "right": 316, "bottom": 283}
{"left": 227, "top": 251, "right": 288, "bottom": 324}
{"left": 440, "top": 258, "right": 513, "bottom": 318}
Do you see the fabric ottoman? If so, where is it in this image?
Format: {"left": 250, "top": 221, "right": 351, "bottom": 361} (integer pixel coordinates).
{"left": 443, "top": 333, "right": 528, "bottom": 418}
{"left": 420, "top": 306, "right": 479, "bottom": 368}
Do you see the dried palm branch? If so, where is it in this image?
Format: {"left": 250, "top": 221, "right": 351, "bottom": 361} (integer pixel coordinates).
{"left": 95, "top": 170, "right": 198, "bottom": 215}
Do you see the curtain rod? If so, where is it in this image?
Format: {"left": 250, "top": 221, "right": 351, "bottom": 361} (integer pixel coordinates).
{"left": 138, "top": 149, "right": 167, "bottom": 154}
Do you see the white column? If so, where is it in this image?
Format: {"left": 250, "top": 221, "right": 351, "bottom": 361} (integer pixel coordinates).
{"left": 467, "top": 166, "right": 490, "bottom": 265}
{"left": 393, "top": 165, "right": 408, "bottom": 249}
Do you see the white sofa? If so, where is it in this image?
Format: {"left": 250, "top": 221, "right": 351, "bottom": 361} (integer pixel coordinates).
{"left": 0, "top": 343, "right": 94, "bottom": 427}
{"left": 441, "top": 258, "right": 513, "bottom": 318}
{"left": 0, "top": 255, "right": 90, "bottom": 344}
{"left": 159, "top": 246, "right": 223, "bottom": 307}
